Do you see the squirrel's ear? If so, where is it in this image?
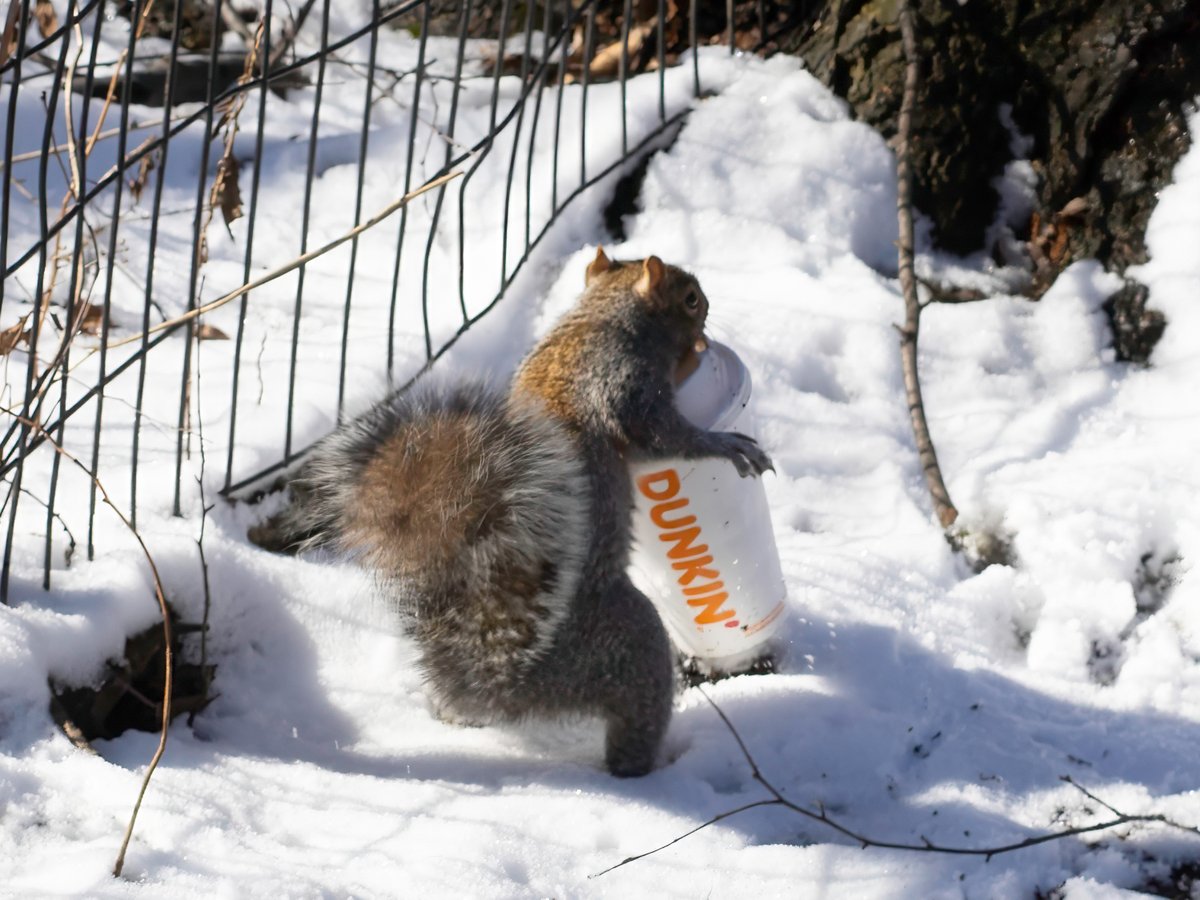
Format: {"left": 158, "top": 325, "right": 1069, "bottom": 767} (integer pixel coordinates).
{"left": 635, "top": 256, "right": 665, "bottom": 298}
{"left": 586, "top": 246, "right": 613, "bottom": 285}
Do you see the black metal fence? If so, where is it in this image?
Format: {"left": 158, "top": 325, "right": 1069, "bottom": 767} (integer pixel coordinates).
{"left": 0, "top": 0, "right": 776, "bottom": 602}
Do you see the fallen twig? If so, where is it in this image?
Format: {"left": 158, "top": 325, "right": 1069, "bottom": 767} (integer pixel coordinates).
{"left": 2, "top": 412, "right": 173, "bottom": 879}
{"left": 592, "top": 690, "right": 1200, "bottom": 877}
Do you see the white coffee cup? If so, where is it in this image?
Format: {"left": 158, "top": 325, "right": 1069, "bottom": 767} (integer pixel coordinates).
{"left": 628, "top": 340, "right": 787, "bottom": 674}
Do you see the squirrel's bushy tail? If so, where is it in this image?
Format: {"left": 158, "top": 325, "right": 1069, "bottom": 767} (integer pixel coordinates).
{"left": 250, "top": 381, "right": 591, "bottom": 690}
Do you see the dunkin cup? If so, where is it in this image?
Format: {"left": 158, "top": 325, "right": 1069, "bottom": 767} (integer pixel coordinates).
{"left": 628, "top": 340, "right": 787, "bottom": 674}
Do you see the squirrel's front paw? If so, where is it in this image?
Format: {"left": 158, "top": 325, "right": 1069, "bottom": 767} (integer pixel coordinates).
{"left": 716, "top": 431, "right": 773, "bottom": 478}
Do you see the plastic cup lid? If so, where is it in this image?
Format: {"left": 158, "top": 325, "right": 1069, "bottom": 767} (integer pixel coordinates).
{"left": 675, "top": 340, "right": 752, "bottom": 431}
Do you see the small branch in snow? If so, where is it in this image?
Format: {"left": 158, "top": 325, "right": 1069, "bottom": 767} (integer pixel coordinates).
{"left": 592, "top": 690, "right": 1200, "bottom": 877}
{"left": 894, "top": 0, "right": 958, "bottom": 529}
{"left": 0, "top": 411, "right": 174, "bottom": 878}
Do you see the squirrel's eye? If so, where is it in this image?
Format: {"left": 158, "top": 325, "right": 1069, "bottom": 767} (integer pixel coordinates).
{"left": 684, "top": 291, "right": 700, "bottom": 310}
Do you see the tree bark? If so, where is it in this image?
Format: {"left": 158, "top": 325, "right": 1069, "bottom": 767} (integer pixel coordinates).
{"left": 778, "top": 0, "right": 1199, "bottom": 358}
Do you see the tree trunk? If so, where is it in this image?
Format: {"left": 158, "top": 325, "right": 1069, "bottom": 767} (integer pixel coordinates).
{"left": 778, "top": 0, "right": 1199, "bottom": 358}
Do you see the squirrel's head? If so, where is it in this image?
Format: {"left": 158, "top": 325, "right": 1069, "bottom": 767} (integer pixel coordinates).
{"left": 584, "top": 247, "right": 709, "bottom": 364}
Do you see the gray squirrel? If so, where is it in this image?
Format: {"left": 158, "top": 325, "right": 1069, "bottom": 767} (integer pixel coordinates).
{"left": 249, "top": 249, "right": 772, "bottom": 776}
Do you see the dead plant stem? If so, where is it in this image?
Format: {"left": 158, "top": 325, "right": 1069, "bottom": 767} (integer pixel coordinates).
{"left": 3, "top": 412, "right": 173, "bottom": 879}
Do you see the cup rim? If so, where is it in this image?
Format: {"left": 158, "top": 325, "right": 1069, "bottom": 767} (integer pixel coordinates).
{"left": 677, "top": 339, "right": 753, "bottom": 432}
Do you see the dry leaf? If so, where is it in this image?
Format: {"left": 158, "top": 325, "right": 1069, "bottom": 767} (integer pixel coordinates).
{"left": 0, "top": 317, "right": 31, "bottom": 355}
{"left": 34, "top": 0, "right": 58, "bottom": 38}
{"left": 1058, "top": 196, "right": 1089, "bottom": 219}
{"left": 196, "top": 323, "right": 229, "bottom": 341}
{"left": 214, "top": 154, "right": 243, "bottom": 228}
{"left": 77, "top": 303, "right": 105, "bottom": 336}
{"left": 1048, "top": 223, "right": 1071, "bottom": 266}
{"left": 589, "top": 19, "right": 655, "bottom": 79}
{"left": 1, "top": 3, "right": 20, "bottom": 68}
{"left": 130, "top": 152, "right": 158, "bottom": 203}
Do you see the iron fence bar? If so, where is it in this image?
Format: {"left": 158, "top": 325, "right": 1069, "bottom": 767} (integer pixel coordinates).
{"left": 522, "top": 1, "right": 554, "bottom": 253}
{"left": 45, "top": 0, "right": 108, "bottom": 588}
{"left": 225, "top": 0, "right": 277, "bottom": 491}
{"left": 172, "top": 0, "right": 228, "bottom": 517}
{"left": 133, "top": 0, "right": 187, "bottom": 528}
{"left": 580, "top": 2, "right": 594, "bottom": 185}
{"left": 657, "top": 0, "right": 666, "bottom": 122}
{"left": 335, "top": 0, "right": 381, "bottom": 422}
{"left": 0, "top": 8, "right": 108, "bottom": 459}
{"left": 497, "top": 2, "right": 537, "bottom": 299}
{"left": 420, "top": 0, "right": 473, "bottom": 340}
{"left": 457, "top": 0, "right": 513, "bottom": 322}
{"left": 0, "top": 0, "right": 68, "bottom": 604}
{"left": 619, "top": 0, "right": 631, "bottom": 155}
{"left": 86, "top": 0, "right": 145, "bottom": 560}
{"left": 283, "top": 0, "right": 333, "bottom": 460}
{"left": 0, "top": 0, "right": 33, "bottom": 334}
{"left": 549, "top": 0, "right": 570, "bottom": 216}
{"left": 386, "top": 0, "right": 430, "bottom": 373}
{"left": 447, "top": 109, "right": 690, "bottom": 380}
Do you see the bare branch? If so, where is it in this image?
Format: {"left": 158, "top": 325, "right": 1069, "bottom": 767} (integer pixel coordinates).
{"left": 590, "top": 800, "right": 781, "bottom": 878}
{"left": 895, "top": 0, "right": 958, "bottom": 528}
{"left": 593, "top": 691, "right": 1200, "bottom": 876}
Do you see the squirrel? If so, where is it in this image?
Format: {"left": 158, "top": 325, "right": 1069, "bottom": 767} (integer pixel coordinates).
{"left": 249, "top": 248, "right": 772, "bottom": 776}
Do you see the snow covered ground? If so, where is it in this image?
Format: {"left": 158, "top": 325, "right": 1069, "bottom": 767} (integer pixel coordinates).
{"left": 2, "top": 9, "right": 1199, "bottom": 897}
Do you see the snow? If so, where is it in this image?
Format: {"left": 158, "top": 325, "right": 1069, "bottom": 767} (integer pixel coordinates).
{"left": 2, "top": 13, "right": 1200, "bottom": 898}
